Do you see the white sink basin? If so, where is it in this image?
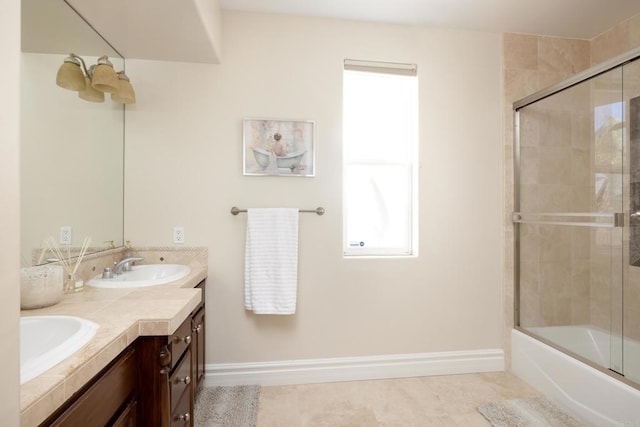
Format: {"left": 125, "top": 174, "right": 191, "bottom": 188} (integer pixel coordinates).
{"left": 20, "top": 316, "right": 98, "bottom": 384}
{"left": 86, "top": 264, "right": 190, "bottom": 288}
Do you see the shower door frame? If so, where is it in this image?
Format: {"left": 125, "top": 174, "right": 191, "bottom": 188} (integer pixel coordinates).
{"left": 512, "top": 45, "right": 640, "bottom": 391}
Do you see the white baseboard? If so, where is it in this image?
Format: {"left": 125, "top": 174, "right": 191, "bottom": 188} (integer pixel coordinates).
{"left": 204, "top": 349, "right": 504, "bottom": 387}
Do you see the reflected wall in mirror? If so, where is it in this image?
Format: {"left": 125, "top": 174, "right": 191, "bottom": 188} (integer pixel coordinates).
{"left": 21, "top": 0, "right": 124, "bottom": 266}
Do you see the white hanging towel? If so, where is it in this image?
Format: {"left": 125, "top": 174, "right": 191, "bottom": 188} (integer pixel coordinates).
{"left": 244, "top": 208, "right": 299, "bottom": 314}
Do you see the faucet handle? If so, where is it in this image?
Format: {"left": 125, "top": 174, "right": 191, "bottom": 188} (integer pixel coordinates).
{"left": 102, "top": 267, "right": 114, "bottom": 279}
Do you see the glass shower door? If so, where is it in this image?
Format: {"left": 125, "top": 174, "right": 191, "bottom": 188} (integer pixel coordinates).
{"left": 514, "top": 66, "right": 624, "bottom": 375}
{"left": 624, "top": 57, "right": 640, "bottom": 384}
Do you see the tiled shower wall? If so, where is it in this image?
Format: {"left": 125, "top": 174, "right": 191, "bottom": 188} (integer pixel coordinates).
{"left": 502, "top": 33, "right": 590, "bottom": 366}
{"left": 591, "top": 15, "right": 640, "bottom": 66}
{"left": 517, "top": 86, "right": 594, "bottom": 329}
{"left": 503, "top": 13, "right": 640, "bottom": 366}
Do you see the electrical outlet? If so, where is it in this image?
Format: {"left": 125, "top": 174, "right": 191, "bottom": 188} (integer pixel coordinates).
{"left": 173, "top": 227, "right": 185, "bottom": 244}
{"left": 60, "top": 226, "right": 72, "bottom": 245}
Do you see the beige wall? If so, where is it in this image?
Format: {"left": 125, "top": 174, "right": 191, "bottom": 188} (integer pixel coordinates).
{"left": 125, "top": 11, "right": 504, "bottom": 363}
{"left": 0, "top": 0, "right": 22, "bottom": 423}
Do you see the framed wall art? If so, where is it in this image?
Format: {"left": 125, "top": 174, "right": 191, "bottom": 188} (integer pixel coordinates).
{"left": 243, "top": 118, "right": 315, "bottom": 177}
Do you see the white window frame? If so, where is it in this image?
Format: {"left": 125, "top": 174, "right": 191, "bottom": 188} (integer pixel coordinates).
{"left": 342, "top": 59, "right": 419, "bottom": 257}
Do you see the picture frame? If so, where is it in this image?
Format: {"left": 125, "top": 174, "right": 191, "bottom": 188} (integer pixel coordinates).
{"left": 243, "top": 118, "right": 315, "bottom": 177}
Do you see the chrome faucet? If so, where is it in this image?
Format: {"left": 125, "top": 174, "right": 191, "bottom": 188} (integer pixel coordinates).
{"left": 113, "top": 257, "right": 144, "bottom": 275}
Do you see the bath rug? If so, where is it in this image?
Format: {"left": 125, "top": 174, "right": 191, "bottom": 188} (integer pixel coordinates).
{"left": 194, "top": 385, "right": 261, "bottom": 427}
{"left": 477, "top": 397, "right": 585, "bottom": 427}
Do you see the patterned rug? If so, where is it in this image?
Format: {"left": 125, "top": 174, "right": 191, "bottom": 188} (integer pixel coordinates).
{"left": 477, "top": 397, "right": 585, "bottom": 427}
{"left": 194, "top": 385, "right": 261, "bottom": 427}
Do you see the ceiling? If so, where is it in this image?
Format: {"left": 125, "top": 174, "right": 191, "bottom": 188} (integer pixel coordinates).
{"left": 66, "top": 0, "right": 222, "bottom": 63}
{"left": 25, "top": 0, "right": 640, "bottom": 64}
{"left": 22, "top": 0, "right": 120, "bottom": 57}
{"left": 219, "top": 0, "right": 640, "bottom": 40}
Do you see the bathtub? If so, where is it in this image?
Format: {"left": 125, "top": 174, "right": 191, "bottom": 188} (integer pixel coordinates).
{"left": 250, "top": 147, "right": 306, "bottom": 171}
{"left": 512, "top": 328, "right": 640, "bottom": 426}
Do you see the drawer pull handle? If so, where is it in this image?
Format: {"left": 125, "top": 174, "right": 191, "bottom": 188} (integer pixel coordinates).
{"left": 193, "top": 324, "right": 202, "bottom": 334}
{"left": 174, "top": 413, "right": 190, "bottom": 423}
{"left": 175, "top": 375, "right": 191, "bottom": 385}
{"left": 174, "top": 335, "right": 192, "bottom": 345}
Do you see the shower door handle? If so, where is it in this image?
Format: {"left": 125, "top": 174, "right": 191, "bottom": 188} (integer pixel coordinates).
{"left": 512, "top": 212, "right": 624, "bottom": 227}
{"left": 629, "top": 211, "right": 640, "bottom": 225}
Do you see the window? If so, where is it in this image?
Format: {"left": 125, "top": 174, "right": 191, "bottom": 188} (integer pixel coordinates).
{"left": 343, "top": 59, "right": 418, "bottom": 256}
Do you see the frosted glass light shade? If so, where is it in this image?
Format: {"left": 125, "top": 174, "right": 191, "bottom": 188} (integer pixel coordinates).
{"left": 111, "top": 72, "right": 136, "bottom": 104}
{"left": 79, "top": 77, "right": 105, "bottom": 102}
{"left": 91, "top": 56, "right": 119, "bottom": 93}
{"left": 56, "top": 61, "right": 86, "bottom": 91}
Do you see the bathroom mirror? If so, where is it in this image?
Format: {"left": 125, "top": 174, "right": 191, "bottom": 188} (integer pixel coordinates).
{"left": 20, "top": 0, "right": 124, "bottom": 266}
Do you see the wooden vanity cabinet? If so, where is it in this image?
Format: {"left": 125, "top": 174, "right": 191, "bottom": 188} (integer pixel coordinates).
{"left": 111, "top": 400, "right": 137, "bottom": 427}
{"left": 191, "top": 280, "right": 206, "bottom": 394}
{"left": 136, "top": 279, "right": 206, "bottom": 426}
{"left": 41, "top": 347, "right": 137, "bottom": 427}
{"left": 42, "top": 280, "right": 206, "bottom": 427}
{"left": 136, "top": 316, "right": 193, "bottom": 426}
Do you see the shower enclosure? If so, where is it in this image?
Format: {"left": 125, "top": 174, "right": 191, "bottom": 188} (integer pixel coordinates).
{"left": 513, "top": 50, "right": 640, "bottom": 390}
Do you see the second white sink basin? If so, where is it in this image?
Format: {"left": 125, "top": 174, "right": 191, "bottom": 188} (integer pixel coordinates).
{"left": 87, "top": 264, "right": 190, "bottom": 288}
{"left": 21, "top": 316, "right": 98, "bottom": 384}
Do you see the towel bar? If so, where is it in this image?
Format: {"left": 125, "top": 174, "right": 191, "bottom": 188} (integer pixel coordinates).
{"left": 230, "top": 206, "right": 325, "bottom": 216}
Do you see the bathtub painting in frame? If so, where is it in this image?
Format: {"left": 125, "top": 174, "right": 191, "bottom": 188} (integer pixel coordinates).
{"left": 243, "top": 119, "right": 315, "bottom": 177}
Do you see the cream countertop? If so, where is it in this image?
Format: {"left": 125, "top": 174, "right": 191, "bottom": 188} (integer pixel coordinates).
{"left": 19, "top": 261, "right": 207, "bottom": 426}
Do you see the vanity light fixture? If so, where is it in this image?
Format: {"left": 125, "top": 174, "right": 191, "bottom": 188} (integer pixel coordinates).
{"left": 111, "top": 71, "right": 136, "bottom": 104}
{"left": 78, "top": 76, "right": 104, "bottom": 102}
{"left": 55, "top": 53, "right": 135, "bottom": 104}
{"left": 90, "top": 56, "right": 119, "bottom": 92}
{"left": 55, "top": 55, "right": 86, "bottom": 91}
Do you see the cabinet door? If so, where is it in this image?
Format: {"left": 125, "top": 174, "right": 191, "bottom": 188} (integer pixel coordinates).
{"left": 112, "top": 400, "right": 137, "bottom": 427}
{"left": 191, "top": 306, "right": 205, "bottom": 391}
{"left": 46, "top": 347, "right": 136, "bottom": 427}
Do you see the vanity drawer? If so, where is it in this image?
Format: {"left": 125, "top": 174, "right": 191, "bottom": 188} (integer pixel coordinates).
{"left": 169, "top": 317, "right": 192, "bottom": 368}
{"left": 171, "top": 385, "right": 192, "bottom": 427}
{"left": 170, "top": 348, "right": 192, "bottom": 415}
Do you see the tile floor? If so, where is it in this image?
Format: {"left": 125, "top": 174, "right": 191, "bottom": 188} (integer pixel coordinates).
{"left": 256, "top": 372, "right": 540, "bottom": 426}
